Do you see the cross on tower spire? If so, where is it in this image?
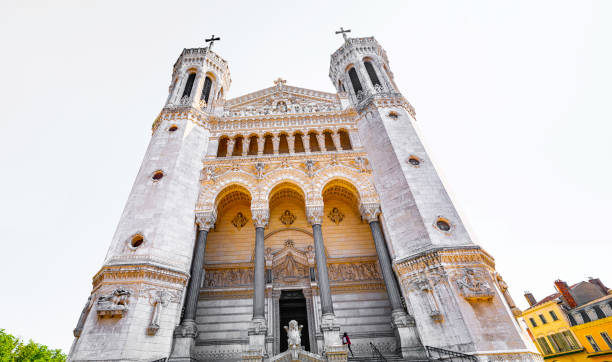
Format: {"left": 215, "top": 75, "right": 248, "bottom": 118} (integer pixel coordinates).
{"left": 335, "top": 27, "right": 351, "bottom": 42}
{"left": 205, "top": 34, "right": 221, "bottom": 50}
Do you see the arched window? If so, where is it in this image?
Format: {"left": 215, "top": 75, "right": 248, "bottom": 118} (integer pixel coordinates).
{"left": 201, "top": 76, "right": 213, "bottom": 103}
{"left": 247, "top": 135, "right": 258, "bottom": 155}
{"left": 217, "top": 137, "right": 228, "bottom": 157}
{"left": 364, "top": 61, "right": 381, "bottom": 87}
{"left": 293, "top": 132, "right": 305, "bottom": 153}
{"left": 182, "top": 73, "right": 196, "bottom": 98}
{"left": 348, "top": 68, "right": 362, "bottom": 95}
{"left": 338, "top": 80, "right": 346, "bottom": 92}
{"left": 338, "top": 130, "right": 352, "bottom": 150}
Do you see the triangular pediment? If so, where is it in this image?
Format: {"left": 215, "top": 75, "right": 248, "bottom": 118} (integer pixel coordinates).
{"left": 225, "top": 79, "right": 342, "bottom": 115}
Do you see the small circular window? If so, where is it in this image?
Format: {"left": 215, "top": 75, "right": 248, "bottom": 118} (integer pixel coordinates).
{"left": 131, "top": 234, "right": 144, "bottom": 248}
{"left": 152, "top": 170, "right": 164, "bottom": 181}
{"left": 168, "top": 125, "right": 178, "bottom": 132}
{"left": 435, "top": 217, "right": 451, "bottom": 232}
{"left": 407, "top": 155, "right": 421, "bottom": 166}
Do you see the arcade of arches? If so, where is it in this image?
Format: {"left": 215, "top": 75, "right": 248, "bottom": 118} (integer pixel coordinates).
{"left": 194, "top": 169, "right": 405, "bottom": 354}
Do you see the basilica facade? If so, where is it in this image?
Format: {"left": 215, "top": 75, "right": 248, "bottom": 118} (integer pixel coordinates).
{"left": 68, "top": 35, "right": 541, "bottom": 362}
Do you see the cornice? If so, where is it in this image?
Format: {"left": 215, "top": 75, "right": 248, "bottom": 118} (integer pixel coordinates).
{"left": 394, "top": 246, "right": 496, "bottom": 276}
{"left": 92, "top": 263, "right": 189, "bottom": 291}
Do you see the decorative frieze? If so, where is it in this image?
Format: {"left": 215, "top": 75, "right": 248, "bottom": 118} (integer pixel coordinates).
{"left": 204, "top": 268, "right": 254, "bottom": 288}
{"left": 327, "top": 262, "right": 381, "bottom": 282}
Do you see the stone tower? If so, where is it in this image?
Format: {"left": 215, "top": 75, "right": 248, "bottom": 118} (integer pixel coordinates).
{"left": 69, "top": 34, "right": 541, "bottom": 362}
{"left": 329, "top": 36, "right": 538, "bottom": 359}
{"left": 68, "top": 47, "right": 231, "bottom": 361}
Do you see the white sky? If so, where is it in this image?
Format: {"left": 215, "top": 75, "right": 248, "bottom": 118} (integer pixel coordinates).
{"left": 0, "top": 0, "right": 610, "bottom": 353}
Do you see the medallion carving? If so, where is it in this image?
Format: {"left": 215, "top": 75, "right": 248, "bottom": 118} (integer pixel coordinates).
{"left": 454, "top": 268, "right": 494, "bottom": 301}
{"left": 231, "top": 212, "right": 248, "bottom": 229}
{"left": 279, "top": 210, "right": 296, "bottom": 225}
{"left": 327, "top": 207, "right": 344, "bottom": 224}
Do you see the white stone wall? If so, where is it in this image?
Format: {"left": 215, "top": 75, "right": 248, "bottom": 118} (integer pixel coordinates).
{"left": 70, "top": 115, "right": 210, "bottom": 361}
{"left": 357, "top": 106, "right": 473, "bottom": 259}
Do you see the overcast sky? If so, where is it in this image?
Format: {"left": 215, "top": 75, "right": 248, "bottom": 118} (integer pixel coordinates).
{"left": 0, "top": 0, "right": 610, "bottom": 353}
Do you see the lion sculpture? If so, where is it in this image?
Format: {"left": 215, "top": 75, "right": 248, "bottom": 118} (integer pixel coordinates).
{"left": 283, "top": 320, "right": 303, "bottom": 348}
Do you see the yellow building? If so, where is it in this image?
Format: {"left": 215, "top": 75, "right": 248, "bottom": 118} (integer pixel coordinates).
{"left": 568, "top": 295, "right": 612, "bottom": 361}
{"left": 521, "top": 295, "right": 585, "bottom": 360}
{"left": 522, "top": 278, "right": 612, "bottom": 361}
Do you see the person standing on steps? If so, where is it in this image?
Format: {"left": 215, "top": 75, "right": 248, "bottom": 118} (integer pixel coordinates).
{"left": 342, "top": 332, "right": 354, "bottom": 357}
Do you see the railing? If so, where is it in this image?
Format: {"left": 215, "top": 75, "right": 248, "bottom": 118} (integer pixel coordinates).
{"left": 426, "top": 346, "right": 477, "bottom": 361}
{"left": 370, "top": 342, "right": 388, "bottom": 361}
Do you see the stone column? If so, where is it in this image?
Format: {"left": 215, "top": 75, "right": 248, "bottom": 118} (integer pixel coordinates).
{"left": 306, "top": 205, "right": 346, "bottom": 360}
{"left": 316, "top": 134, "right": 326, "bottom": 152}
{"left": 227, "top": 138, "right": 235, "bottom": 157}
{"left": 272, "top": 135, "right": 280, "bottom": 154}
{"left": 257, "top": 136, "right": 265, "bottom": 156}
{"left": 331, "top": 132, "right": 341, "bottom": 151}
{"left": 244, "top": 208, "right": 270, "bottom": 361}
{"left": 169, "top": 211, "right": 216, "bottom": 361}
{"left": 242, "top": 137, "right": 249, "bottom": 157}
{"left": 360, "top": 203, "right": 426, "bottom": 360}
{"left": 287, "top": 134, "right": 295, "bottom": 154}
{"left": 302, "top": 133, "right": 311, "bottom": 153}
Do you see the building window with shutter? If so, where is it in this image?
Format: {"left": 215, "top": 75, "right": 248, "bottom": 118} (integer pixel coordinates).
{"left": 549, "top": 310, "right": 559, "bottom": 321}
{"left": 537, "top": 337, "right": 553, "bottom": 355}
{"left": 593, "top": 305, "right": 606, "bottom": 319}
{"left": 547, "top": 335, "right": 561, "bottom": 353}
{"left": 586, "top": 335, "right": 601, "bottom": 352}
{"left": 562, "top": 331, "right": 580, "bottom": 350}
{"left": 580, "top": 310, "right": 591, "bottom": 323}
{"left": 568, "top": 314, "right": 577, "bottom": 326}
{"left": 539, "top": 314, "right": 547, "bottom": 324}
{"left": 530, "top": 318, "right": 537, "bottom": 327}
{"left": 601, "top": 332, "right": 612, "bottom": 350}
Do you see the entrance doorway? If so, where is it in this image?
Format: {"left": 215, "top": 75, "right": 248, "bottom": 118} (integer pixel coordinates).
{"left": 279, "top": 290, "right": 310, "bottom": 352}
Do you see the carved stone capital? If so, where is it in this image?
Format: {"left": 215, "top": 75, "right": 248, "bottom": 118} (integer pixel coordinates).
{"left": 173, "top": 319, "right": 198, "bottom": 339}
{"left": 195, "top": 210, "right": 217, "bottom": 231}
{"left": 306, "top": 205, "right": 324, "bottom": 225}
{"left": 360, "top": 202, "right": 381, "bottom": 223}
{"left": 251, "top": 208, "right": 270, "bottom": 228}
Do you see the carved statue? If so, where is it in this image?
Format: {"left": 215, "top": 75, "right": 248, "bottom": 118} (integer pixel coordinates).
{"left": 255, "top": 162, "right": 265, "bottom": 179}
{"left": 147, "top": 290, "right": 171, "bottom": 335}
{"left": 284, "top": 320, "right": 303, "bottom": 349}
{"left": 495, "top": 273, "right": 522, "bottom": 317}
{"left": 73, "top": 295, "right": 94, "bottom": 337}
{"left": 96, "top": 287, "right": 131, "bottom": 317}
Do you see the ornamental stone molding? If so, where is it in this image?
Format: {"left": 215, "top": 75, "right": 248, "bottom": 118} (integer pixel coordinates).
{"left": 92, "top": 263, "right": 189, "bottom": 290}
{"left": 195, "top": 210, "right": 217, "bottom": 231}
{"left": 196, "top": 153, "right": 380, "bottom": 214}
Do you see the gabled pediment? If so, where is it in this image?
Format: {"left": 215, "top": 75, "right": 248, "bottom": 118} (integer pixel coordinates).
{"left": 225, "top": 79, "right": 342, "bottom": 116}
